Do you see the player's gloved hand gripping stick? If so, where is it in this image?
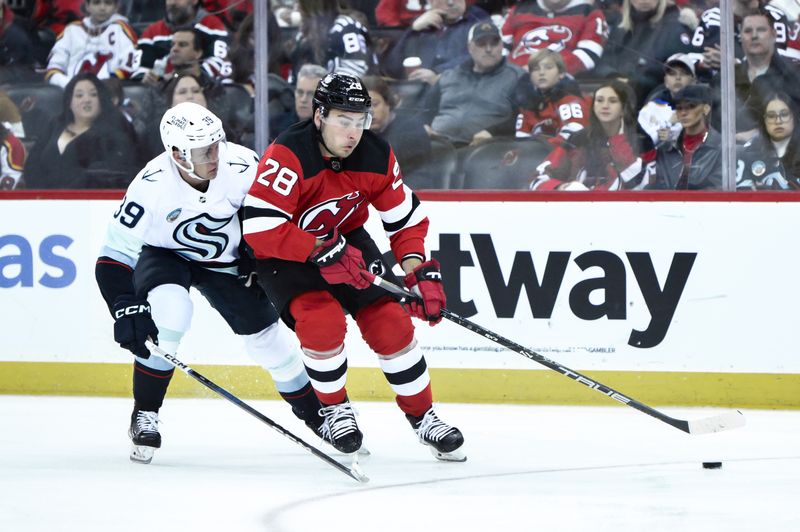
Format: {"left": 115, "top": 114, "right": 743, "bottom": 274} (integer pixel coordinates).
{"left": 364, "top": 273, "right": 746, "bottom": 436}
{"left": 404, "top": 259, "right": 446, "bottom": 325}
{"left": 113, "top": 295, "right": 159, "bottom": 358}
{"left": 310, "top": 228, "right": 371, "bottom": 289}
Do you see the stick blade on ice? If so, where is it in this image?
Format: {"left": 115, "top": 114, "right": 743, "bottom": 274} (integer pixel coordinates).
{"left": 688, "top": 410, "right": 746, "bottom": 434}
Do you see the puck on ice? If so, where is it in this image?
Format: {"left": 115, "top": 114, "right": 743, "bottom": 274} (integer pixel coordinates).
{"left": 702, "top": 462, "right": 722, "bottom": 469}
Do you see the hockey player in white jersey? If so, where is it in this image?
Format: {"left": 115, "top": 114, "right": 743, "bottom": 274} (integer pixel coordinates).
{"left": 46, "top": 0, "right": 139, "bottom": 88}
{"left": 95, "top": 102, "right": 324, "bottom": 464}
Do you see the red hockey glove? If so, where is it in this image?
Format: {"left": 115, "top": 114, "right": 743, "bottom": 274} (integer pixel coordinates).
{"left": 309, "top": 229, "right": 371, "bottom": 289}
{"left": 403, "top": 259, "right": 446, "bottom": 325}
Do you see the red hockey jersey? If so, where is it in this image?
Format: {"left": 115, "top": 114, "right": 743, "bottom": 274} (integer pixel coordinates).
{"left": 516, "top": 91, "right": 590, "bottom": 143}
{"left": 501, "top": 0, "right": 608, "bottom": 74}
{"left": 242, "top": 120, "right": 429, "bottom": 266}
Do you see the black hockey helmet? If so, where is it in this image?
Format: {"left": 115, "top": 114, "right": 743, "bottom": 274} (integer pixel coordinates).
{"left": 312, "top": 73, "right": 372, "bottom": 116}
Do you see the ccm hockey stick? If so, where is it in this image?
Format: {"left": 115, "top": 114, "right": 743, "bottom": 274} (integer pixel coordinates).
{"left": 144, "top": 340, "right": 369, "bottom": 483}
{"left": 367, "top": 275, "right": 745, "bottom": 435}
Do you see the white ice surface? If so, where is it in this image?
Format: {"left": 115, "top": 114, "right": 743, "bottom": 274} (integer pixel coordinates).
{"left": 0, "top": 396, "right": 798, "bottom": 532}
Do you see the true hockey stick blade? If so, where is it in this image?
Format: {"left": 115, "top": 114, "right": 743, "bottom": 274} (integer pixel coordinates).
{"left": 365, "top": 273, "right": 745, "bottom": 436}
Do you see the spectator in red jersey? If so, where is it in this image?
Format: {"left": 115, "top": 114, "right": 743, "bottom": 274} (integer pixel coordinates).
{"left": 651, "top": 83, "right": 721, "bottom": 189}
{"left": 376, "top": 0, "right": 427, "bottom": 27}
{"left": 382, "top": 0, "right": 489, "bottom": 83}
{"left": 531, "top": 78, "right": 656, "bottom": 190}
{"left": 501, "top": 0, "right": 609, "bottom": 75}
{"left": 595, "top": 0, "right": 695, "bottom": 102}
{"left": 737, "top": 91, "right": 800, "bottom": 190}
{"left": 514, "top": 48, "right": 590, "bottom": 145}
{"left": 135, "top": 0, "right": 229, "bottom": 83}
{"left": 0, "top": 121, "right": 26, "bottom": 190}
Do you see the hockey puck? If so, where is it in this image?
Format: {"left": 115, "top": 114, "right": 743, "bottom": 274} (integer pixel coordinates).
{"left": 702, "top": 462, "right": 722, "bottom": 469}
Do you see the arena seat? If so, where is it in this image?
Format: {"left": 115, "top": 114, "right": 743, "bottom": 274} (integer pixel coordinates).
{"left": 1, "top": 82, "right": 64, "bottom": 145}
{"left": 460, "top": 137, "right": 554, "bottom": 190}
{"left": 403, "top": 138, "right": 457, "bottom": 190}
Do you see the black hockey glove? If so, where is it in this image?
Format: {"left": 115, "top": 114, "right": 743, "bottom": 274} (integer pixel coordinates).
{"left": 112, "top": 295, "right": 158, "bottom": 359}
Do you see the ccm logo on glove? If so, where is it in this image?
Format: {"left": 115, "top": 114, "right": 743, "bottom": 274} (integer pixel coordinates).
{"left": 114, "top": 303, "right": 152, "bottom": 319}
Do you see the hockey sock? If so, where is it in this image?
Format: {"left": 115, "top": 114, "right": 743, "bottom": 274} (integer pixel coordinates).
{"left": 132, "top": 361, "right": 173, "bottom": 412}
{"left": 377, "top": 340, "right": 433, "bottom": 418}
{"left": 280, "top": 381, "right": 323, "bottom": 424}
{"left": 301, "top": 345, "right": 349, "bottom": 405}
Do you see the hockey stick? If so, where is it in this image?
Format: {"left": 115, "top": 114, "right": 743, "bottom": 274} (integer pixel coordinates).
{"left": 144, "top": 340, "right": 369, "bottom": 483}
{"left": 367, "top": 275, "right": 745, "bottom": 435}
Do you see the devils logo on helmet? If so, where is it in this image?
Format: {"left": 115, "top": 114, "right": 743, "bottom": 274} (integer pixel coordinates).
{"left": 299, "top": 192, "right": 364, "bottom": 237}
{"left": 512, "top": 25, "right": 574, "bottom": 60}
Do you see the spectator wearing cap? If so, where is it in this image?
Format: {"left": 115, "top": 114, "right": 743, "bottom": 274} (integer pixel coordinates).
{"left": 422, "top": 21, "right": 525, "bottom": 147}
{"left": 596, "top": 0, "right": 695, "bottom": 102}
{"left": 382, "top": 0, "right": 489, "bottom": 84}
{"left": 638, "top": 53, "right": 697, "bottom": 145}
{"left": 651, "top": 83, "right": 722, "bottom": 190}
{"left": 736, "top": 90, "right": 800, "bottom": 190}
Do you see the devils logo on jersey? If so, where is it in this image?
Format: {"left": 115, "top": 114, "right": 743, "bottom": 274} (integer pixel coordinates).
{"left": 77, "top": 51, "right": 114, "bottom": 76}
{"left": 512, "top": 25, "right": 574, "bottom": 59}
{"left": 299, "top": 192, "right": 365, "bottom": 237}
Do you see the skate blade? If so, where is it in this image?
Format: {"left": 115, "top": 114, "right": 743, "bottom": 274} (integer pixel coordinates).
{"left": 130, "top": 444, "right": 156, "bottom": 464}
{"left": 429, "top": 446, "right": 467, "bottom": 462}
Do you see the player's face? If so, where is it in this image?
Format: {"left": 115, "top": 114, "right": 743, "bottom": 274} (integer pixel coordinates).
{"left": 741, "top": 15, "right": 775, "bottom": 57}
{"left": 764, "top": 99, "right": 794, "bottom": 142}
{"left": 86, "top": 0, "right": 117, "bottom": 25}
{"left": 70, "top": 80, "right": 101, "bottom": 124}
{"left": 367, "top": 90, "right": 390, "bottom": 132}
{"left": 315, "top": 109, "right": 371, "bottom": 158}
{"left": 468, "top": 35, "right": 504, "bottom": 73}
{"left": 593, "top": 87, "right": 623, "bottom": 126}
{"left": 295, "top": 76, "right": 320, "bottom": 120}
{"left": 187, "top": 140, "right": 222, "bottom": 180}
{"left": 529, "top": 58, "right": 563, "bottom": 90}
{"left": 172, "top": 76, "right": 207, "bottom": 107}
{"left": 664, "top": 65, "right": 694, "bottom": 94}
{"left": 170, "top": 31, "right": 202, "bottom": 67}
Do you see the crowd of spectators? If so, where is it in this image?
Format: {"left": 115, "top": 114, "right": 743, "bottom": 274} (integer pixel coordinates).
{"left": 1, "top": 0, "right": 799, "bottom": 191}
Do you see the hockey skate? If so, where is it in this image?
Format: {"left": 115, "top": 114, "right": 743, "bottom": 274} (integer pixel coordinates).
{"left": 129, "top": 408, "right": 161, "bottom": 464}
{"left": 316, "top": 401, "right": 364, "bottom": 455}
{"left": 407, "top": 407, "right": 466, "bottom": 462}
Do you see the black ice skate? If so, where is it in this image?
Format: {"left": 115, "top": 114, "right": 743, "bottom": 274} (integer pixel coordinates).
{"left": 317, "top": 401, "right": 363, "bottom": 455}
{"left": 129, "top": 408, "right": 161, "bottom": 464}
{"left": 406, "top": 407, "right": 466, "bottom": 462}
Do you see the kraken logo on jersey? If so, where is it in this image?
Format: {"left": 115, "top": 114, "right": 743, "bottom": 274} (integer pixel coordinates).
{"left": 172, "top": 213, "right": 234, "bottom": 260}
{"left": 298, "top": 192, "right": 364, "bottom": 237}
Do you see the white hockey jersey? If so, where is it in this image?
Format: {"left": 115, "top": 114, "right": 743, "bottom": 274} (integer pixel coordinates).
{"left": 46, "top": 14, "right": 139, "bottom": 88}
{"left": 101, "top": 142, "right": 260, "bottom": 274}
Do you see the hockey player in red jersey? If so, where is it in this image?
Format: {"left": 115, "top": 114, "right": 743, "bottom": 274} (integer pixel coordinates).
{"left": 242, "top": 73, "right": 466, "bottom": 462}
{"left": 501, "top": 0, "right": 608, "bottom": 74}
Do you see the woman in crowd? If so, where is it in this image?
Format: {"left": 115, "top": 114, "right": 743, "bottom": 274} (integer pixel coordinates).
{"left": 652, "top": 83, "right": 721, "bottom": 189}
{"left": 737, "top": 91, "right": 800, "bottom": 190}
{"left": 24, "top": 72, "right": 139, "bottom": 189}
{"left": 531, "top": 79, "right": 655, "bottom": 190}
{"left": 362, "top": 75, "right": 432, "bottom": 171}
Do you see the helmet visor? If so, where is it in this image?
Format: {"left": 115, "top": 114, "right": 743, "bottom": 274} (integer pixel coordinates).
{"left": 320, "top": 111, "right": 373, "bottom": 131}
{"left": 189, "top": 139, "right": 224, "bottom": 165}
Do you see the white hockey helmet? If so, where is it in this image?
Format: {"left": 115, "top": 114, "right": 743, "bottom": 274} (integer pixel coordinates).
{"left": 160, "top": 102, "right": 225, "bottom": 179}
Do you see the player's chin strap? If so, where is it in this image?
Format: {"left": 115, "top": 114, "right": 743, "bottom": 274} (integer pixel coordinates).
{"left": 173, "top": 158, "right": 209, "bottom": 181}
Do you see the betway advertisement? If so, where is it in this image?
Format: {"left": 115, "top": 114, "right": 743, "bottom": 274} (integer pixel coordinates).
{"left": 1, "top": 198, "right": 797, "bottom": 373}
